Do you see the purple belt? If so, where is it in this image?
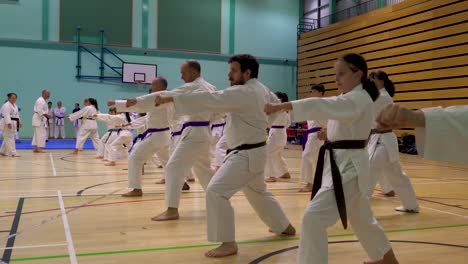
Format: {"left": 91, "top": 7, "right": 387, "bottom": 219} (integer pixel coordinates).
{"left": 171, "top": 121, "right": 210, "bottom": 138}
{"left": 271, "top": 125, "right": 285, "bottom": 129}
{"left": 129, "top": 127, "right": 170, "bottom": 152}
{"left": 211, "top": 122, "right": 226, "bottom": 130}
{"left": 301, "top": 127, "right": 322, "bottom": 150}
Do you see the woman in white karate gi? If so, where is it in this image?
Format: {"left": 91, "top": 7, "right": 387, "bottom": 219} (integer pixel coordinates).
{"left": 265, "top": 92, "right": 291, "bottom": 182}
{"left": 265, "top": 53, "right": 399, "bottom": 264}
{"left": 94, "top": 107, "right": 120, "bottom": 160}
{"left": 0, "top": 93, "right": 21, "bottom": 157}
{"left": 377, "top": 104, "right": 468, "bottom": 165}
{"left": 299, "top": 84, "right": 326, "bottom": 192}
{"left": 367, "top": 70, "right": 419, "bottom": 213}
{"left": 103, "top": 112, "right": 133, "bottom": 166}
{"left": 67, "top": 98, "right": 102, "bottom": 156}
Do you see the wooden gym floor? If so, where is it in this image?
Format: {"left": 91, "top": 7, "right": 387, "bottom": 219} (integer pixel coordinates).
{"left": 0, "top": 145, "right": 467, "bottom": 263}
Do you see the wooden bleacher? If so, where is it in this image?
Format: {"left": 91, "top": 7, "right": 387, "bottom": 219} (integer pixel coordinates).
{"left": 297, "top": 0, "right": 468, "bottom": 136}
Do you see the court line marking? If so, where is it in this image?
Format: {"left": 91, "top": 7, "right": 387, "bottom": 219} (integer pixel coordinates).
{"left": 7, "top": 223, "right": 468, "bottom": 262}
{"left": 57, "top": 191, "right": 78, "bottom": 264}
{"left": 0, "top": 243, "right": 67, "bottom": 250}
{"left": 1, "top": 198, "right": 24, "bottom": 263}
{"left": 49, "top": 153, "right": 57, "bottom": 177}
{"left": 374, "top": 196, "right": 468, "bottom": 219}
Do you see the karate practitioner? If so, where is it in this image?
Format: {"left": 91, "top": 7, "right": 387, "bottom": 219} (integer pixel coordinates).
{"left": 47, "top": 101, "right": 54, "bottom": 140}
{"left": 264, "top": 92, "right": 291, "bottom": 182}
{"left": 153, "top": 115, "right": 194, "bottom": 188}
{"left": 67, "top": 98, "right": 102, "bottom": 155}
{"left": 367, "top": 70, "right": 419, "bottom": 213}
{"left": 53, "top": 101, "right": 66, "bottom": 139}
{"left": 102, "top": 112, "right": 133, "bottom": 166}
{"left": 72, "top": 103, "right": 81, "bottom": 138}
{"left": 377, "top": 103, "right": 468, "bottom": 165}
{"left": 0, "top": 93, "right": 21, "bottom": 157}
{"left": 299, "top": 84, "right": 326, "bottom": 192}
{"left": 265, "top": 53, "right": 399, "bottom": 264}
{"left": 32, "top": 90, "right": 52, "bottom": 153}
{"left": 155, "top": 54, "right": 296, "bottom": 258}
{"left": 108, "top": 77, "right": 173, "bottom": 197}
{"left": 94, "top": 107, "right": 119, "bottom": 160}
{"left": 146, "top": 60, "right": 216, "bottom": 221}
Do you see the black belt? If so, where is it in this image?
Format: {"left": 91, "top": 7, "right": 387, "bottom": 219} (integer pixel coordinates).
{"left": 370, "top": 129, "right": 392, "bottom": 135}
{"left": 11, "top": 117, "right": 20, "bottom": 132}
{"left": 226, "top": 141, "right": 266, "bottom": 155}
{"left": 311, "top": 139, "right": 368, "bottom": 229}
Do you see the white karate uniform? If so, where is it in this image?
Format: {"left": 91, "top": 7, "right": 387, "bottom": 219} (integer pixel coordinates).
{"left": 169, "top": 119, "right": 195, "bottom": 181}
{"left": 415, "top": 105, "right": 468, "bottom": 164}
{"left": 95, "top": 114, "right": 120, "bottom": 159}
{"left": 32, "top": 97, "right": 48, "bottom": 148}
{"left": 145, "top": 77, "right": 217, "bottom": 208}
{"left": 0, "top": 101, "right": 20, "bottom": 156}
{"left": 115, "top": 98, "right": 173, "bottom": 189}
{"left": 53, "top": 107, "right": 66, "bottom": 139}
{"left": 292, "top": 84, "right": 392, "bottom": 264}
{"left": 300, "top": 120, "right": 326, "bottom": 183}
{"left": 265, "top": 112, "right": 291, "bottom": 177}
{"left": 210, "top": 118, "right": 226, "bottom": 165}
{"left": 104, "top": 114, "right": 133, "bottom": 162}
{"left": 68, "top": 105, "right": 102, "bottom": 154}
{"left": 367, "top": 88, "right": 418, "bottom": 210}
{"left": 214, "top": 134, "right": 228, "bottom": 167}
{"left": 72, "top": 109, "right": 81, "bottom": 138}
{"left": 47, "top": 108, "right": 54, "bottom": 139}
{"left": 173, "top": 78, "right": 292, "bottom": 242}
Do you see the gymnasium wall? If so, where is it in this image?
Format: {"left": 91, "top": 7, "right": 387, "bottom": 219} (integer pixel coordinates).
{"left": 0, "top": 0, "right": 300, "bottom": 138}
{"left": 297, "top": 0, "right": 468, "bottom": 135}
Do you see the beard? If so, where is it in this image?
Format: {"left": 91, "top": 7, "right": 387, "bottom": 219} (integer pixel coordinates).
{"left": 229, "top": 77, "right": 246, "bottom": 86}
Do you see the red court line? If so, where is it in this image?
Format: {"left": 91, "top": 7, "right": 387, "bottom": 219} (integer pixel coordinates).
{"left": 0, "top": 192, "right": 309, "bottom": 218}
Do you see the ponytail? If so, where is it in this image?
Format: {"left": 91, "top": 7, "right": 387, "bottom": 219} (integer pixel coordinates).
{"left": 370, "top": 70, "right": 395, "bottom": 97}
{"left": 362, "top": 78, "right": 379, "bottom": 102}
{"left": 88, "top": 98, "right": 99, "bottom": 111}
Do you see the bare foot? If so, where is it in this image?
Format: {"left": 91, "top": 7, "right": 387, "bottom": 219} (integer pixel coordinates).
{"left": 95, "top": 156, "right": 103, "bottom": 159}
{"left": 205, "top": 242, "right": 238, "bottom": 258}
{"left": 186, "top": 178, "right": 195, "bottom": 182}
{"left": 155, "top": 178, "right": 165, "bottom": 184}
{"left": 299, "top": 183, "right": 313, "bottom": 192}
{"left": 71, "top": 149, "right": 79, "bottom": 155}
{"left": 364, "top": 249, "right": 399, "bottom": 264}
{"left": 105, "top": 161, "right": 116, "bottom": 166}
{"left": 182, "top": 182, "right": 190, "bottom": 191}
{"left": 265, "top": 177, "right": 277, "bottom": 183}
{"left": 151, "top": 208, "right": 179, "bottom": 221}
{"left": 279, "top": 172, "right": 291, "bottom": 179}
{"left": 121, "top": 189, "right": 143, "bottom": 197}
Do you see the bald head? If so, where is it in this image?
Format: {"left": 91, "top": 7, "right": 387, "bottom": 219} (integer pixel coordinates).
{"left": 42, "top": 89, "right": 50, "bottom": 100}
{"left": 180, "top": 60, "right": 201, "bottom": 83}
{"left": 150, "top": 77, "right": 168, "bottom": 93}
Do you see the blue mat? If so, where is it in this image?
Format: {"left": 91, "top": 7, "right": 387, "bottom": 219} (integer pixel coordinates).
{"left": 0, "top": 139, "right": 95, "bottom": 149}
